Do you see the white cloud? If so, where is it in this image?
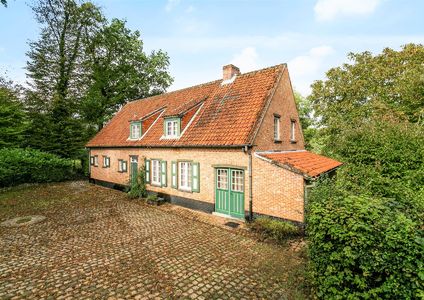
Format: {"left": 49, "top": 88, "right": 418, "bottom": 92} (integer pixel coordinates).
{"left": 288, "top": 46, "right": 335, "bottom": 95}
{"left": 230, "top": 47, "right": 259, "bottom": 72}
{"left": 314, "top": 0, "right": 381, "bottom": 21}
{"left": 165, "top": 0, "right": 180, "bottom": 12}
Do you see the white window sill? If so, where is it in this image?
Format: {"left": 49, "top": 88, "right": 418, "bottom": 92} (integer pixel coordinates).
{"left": 160, "top": 135, "right": 180, "bottom": 140}
{"left": 179, "top": 187, "right": 192, "bottom": 193}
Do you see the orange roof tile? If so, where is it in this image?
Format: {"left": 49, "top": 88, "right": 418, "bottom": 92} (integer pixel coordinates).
{"left": 257, "top": 151, "right": 342, "bottom": 178}
{"left": 86, "top": 64, "right": 284, "bottom": 148}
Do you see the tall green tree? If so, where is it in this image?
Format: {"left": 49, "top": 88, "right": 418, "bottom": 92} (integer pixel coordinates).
{"left": 25, "top": 0, "right": 103, "bottom": 158}
{"left": 0, "top": 77, "right": 27, "bottom": 148}
{"left": 294, "top": 91, "right": 320, "bottom": 151}
{"left": 81, "top": 19, "right": 172, "bottom": 131}
{"left": 310, "top": 43, "right": 424, "bottom": 156}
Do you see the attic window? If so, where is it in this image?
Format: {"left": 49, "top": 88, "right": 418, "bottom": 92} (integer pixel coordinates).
{"left": 164, "top": 118, "right": 180, "bottom": 138}
{"left": 130, "top": 121, "right": 142, "bottom": 139}
{"left": 290, "top": 120, "right": 297, "bottom": 143}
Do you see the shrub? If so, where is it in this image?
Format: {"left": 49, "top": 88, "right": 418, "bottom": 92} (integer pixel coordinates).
{"left": 147, "top": 194, "right": 158, "bottom": 202}
{"left": 0, "top": 148, "right": 77, "bottom": 187}
{"left": 250, "top": 216, "right": 301, "bottom": 243}
{"left": 128, "top": 165, "right": 147, "bottom": 199}
{"left": 307, "top": 181, "right": 423, "bottom": 299}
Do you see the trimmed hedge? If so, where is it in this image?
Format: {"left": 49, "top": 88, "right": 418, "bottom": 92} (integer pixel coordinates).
{"left": 0, "top": 148, "right": 77, "bottom": 187}
{"left": 250, "top": 216, "right": 301, "bottom": 243}
{"left": 307, "top": 183, "right": 424, "bottom": 299}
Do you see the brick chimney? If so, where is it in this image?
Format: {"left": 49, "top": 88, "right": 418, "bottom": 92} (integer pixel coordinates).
{"left": 222, "top": 64, "right": 240, "bottom": 81}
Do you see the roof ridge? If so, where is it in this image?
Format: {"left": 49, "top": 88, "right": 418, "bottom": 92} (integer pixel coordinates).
{"left": 127, "top": 63, "right": 286, "bottom": 105}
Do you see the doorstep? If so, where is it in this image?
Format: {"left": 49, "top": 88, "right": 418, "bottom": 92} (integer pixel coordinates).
{"left": 212, "top": 212, "right": 245, "bottom": 223}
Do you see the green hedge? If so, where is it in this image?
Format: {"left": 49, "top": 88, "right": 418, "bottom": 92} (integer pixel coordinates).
{"left": 0, "top": 148, "right": 77, "bottom": 187}
{"left": 307, "top": 182, "right": 423, "bottom": 299}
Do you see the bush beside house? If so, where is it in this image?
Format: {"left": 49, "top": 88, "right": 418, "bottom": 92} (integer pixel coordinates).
{"left": 307, "top": 184, "right": 423, "bottom": 299}
{"left": 0, "top": 148, "right": 78, "bottom": 187}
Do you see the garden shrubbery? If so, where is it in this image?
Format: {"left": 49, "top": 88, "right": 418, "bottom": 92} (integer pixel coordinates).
{"left": 0, "top": 148, "right": 77, "bottom": 187}
{"left": 307, "top": 182, "right": 423, "bottom": 299}
{"left": 128, "top": 165, "right": 147, "bottom": 199}
{"left": 250, "top": 216, "right": 301, "bottom": 243}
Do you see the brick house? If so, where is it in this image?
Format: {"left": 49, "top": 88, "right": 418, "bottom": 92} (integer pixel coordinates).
{"left": 86, "top": 64, "right": 341, "bottom": 223}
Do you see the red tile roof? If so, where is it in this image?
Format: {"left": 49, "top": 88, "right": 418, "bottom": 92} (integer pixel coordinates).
{"left": 86, "top": 64, "right": 285, "bottom": 148}
{"left": 257, "top": 151, "right": 342, "bottom": 178}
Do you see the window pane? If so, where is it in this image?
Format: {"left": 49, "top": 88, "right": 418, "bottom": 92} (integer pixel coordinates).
{"left": 178, "top": 162, "right": 191, "bottom": 190}
{"left": 152, "top": 160, "right": 161, "bottom": 184}
{"left": 231, "top": 170, "right": 243, "bottom": 192}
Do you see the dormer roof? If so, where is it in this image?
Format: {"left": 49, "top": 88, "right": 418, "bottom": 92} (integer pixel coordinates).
{"left": 86, "top": 64, "right": 285, "bottom": 148}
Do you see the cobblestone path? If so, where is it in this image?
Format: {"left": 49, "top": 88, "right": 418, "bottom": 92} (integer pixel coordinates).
{"left": 0, "top": 182, "right": 304, "bottom": 299}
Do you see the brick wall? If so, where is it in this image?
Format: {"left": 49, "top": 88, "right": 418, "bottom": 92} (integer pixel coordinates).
{"left": 90, "top": 148, "right": 249, "bottom": 206}
{"left": 253, "top": 68, "right": 305, "bottom": 151}
{"left": 90, "top": 147, "right": 305, "bottom": 222}
{"left": 252, "top": 154, "right": 305, "bottom": 222}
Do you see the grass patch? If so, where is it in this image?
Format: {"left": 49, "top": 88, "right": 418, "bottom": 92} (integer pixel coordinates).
{"left": 249, "top": 216, "right": 302, "bottom": 243}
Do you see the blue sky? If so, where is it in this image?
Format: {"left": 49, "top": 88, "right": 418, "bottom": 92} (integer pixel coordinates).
{"left": 1, "top": 0, "right": 423, "bottom": 96}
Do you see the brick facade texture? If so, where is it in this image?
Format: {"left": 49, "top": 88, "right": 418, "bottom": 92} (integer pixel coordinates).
{"left": 90, "top": 147, "right": 305, "bottom": 222}
{"left": 89, "top": 66, "right": 307, "bottom": 222}
{"left": 253, "top": 68, "right": 305, "bottom": 151}
{"left": 90, "top": 148, "right": 249, "bottom": 206}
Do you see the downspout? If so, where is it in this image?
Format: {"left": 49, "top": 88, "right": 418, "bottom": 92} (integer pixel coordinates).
{"left": 244, "top": 145, "right": 253, "bottom": 221}
{"left": 88, "top": 148, "right": 91, "bottom": 183}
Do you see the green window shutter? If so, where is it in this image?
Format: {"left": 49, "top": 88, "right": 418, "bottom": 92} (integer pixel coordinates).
{"left": 171, "top": 161, "right": 177, "bottom": 188}
{"left": 145, "top": 158, "right": 151, "bottom": 184}
{"left": 161, "top": 160, "right": 167, "bottom": 187}
{"left": 192, "top": 162, "right": 200, "bottom": 193}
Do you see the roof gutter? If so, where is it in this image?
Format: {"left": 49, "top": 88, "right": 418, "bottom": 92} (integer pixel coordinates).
{"left": 86, "top": 144, "right": 250, "bottom": 149}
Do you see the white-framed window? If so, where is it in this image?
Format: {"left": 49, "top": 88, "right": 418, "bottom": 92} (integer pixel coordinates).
{"left": 90, "top": 156, "right": 95, "bottom": 166}
{"left": 178, "top": 161, "right": 192, "bottom": 191}
{"left": 103, "top": 156, "right": 110, "bottom": 168}
{"left": 93, "top": 155, "right": 98, "bottom": 167}
{"left": 290, "top": 120, "right": 296, "bottom": 141}
{"left": 274, "top": 115, "right": 281, "bottom": 141}
{"left": 231, "top": 170, "right": 244, "bottom": 192}
{"left": 151, "top": 159, "right": 161, "bottom": 186}
{"left": 118, "top": 160, "right": 127, "bottom": 173}
{"left": 130, "top": 122, "right": 141, "bottom": 139}
{"left": 217, "top": 169, "right": 228, "bottom": 190}
{"left": 165, "top": 119, "right": 179, "bottom": 138}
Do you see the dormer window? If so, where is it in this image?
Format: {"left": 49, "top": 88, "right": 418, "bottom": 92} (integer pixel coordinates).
{"left": 164, "top": 118, "right": 180, "bottom": 138}
{"left": 130, "top": 121, "right": 142, "bottom": 139}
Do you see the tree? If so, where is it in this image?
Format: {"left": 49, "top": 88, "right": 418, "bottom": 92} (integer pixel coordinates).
{"left": 81, "top": 19, "right": 172, "bottom": 131}
{"left": 0, "top": 77, "right": 27, "bottom": 148}
{"left": 25, "top": 0, "right": 103, "bottom": 158}
{"left": 309, "top": 44, "right": 424, "bottom": 156}
{"left": 1, "top": 0, "right": 7, "bottom": 7}
{"left": 294, "top": 91, "right": 320, "bottom": 151}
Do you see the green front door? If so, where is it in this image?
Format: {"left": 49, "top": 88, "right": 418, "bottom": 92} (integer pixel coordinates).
{"left": 215, "top": 168, "right": 245, "bottom": 219}
{"left": 130, "top": 156, "right": 138, "bottom": 186}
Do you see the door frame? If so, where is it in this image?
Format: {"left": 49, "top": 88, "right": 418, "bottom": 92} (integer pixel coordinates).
{"left": 214, "top": 167, "right": 245, "bottom": 219}
{"left": 130, "top": 155, "right": 138, "bottom": 186}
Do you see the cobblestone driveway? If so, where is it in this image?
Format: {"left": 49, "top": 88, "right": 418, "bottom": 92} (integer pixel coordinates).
{"left": 0, "top": 182, "right": 305, "bottom": 299}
